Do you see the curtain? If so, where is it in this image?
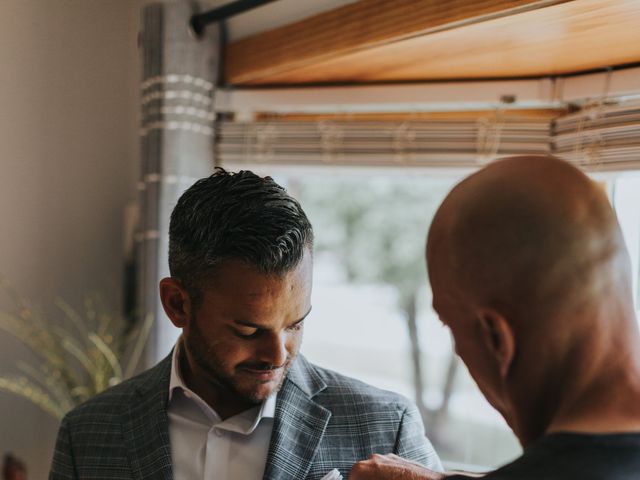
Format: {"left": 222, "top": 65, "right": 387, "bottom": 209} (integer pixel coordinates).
{"left": 137, "top": 1, "right": 220, "bottom": 364}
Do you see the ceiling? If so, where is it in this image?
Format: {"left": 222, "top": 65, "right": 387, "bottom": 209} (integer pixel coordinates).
{"left": 221, "top": 0, "right": 640, "bottom": 86}
{"left": 205, "top": 0, "right": 357, "bottom": 42}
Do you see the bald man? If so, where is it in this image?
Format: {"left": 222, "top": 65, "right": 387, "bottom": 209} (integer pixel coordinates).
{"left": 351, "top": 155, "right": 640, "bottom": 479}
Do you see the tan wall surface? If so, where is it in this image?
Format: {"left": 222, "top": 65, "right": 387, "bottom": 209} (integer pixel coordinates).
{"left": 0, "top": 1, "right": 140, "bottom": 477}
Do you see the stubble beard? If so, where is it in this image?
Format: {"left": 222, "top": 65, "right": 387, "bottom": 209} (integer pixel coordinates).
{"left": 185, "top": 319, "right": 296, "bottom": 404}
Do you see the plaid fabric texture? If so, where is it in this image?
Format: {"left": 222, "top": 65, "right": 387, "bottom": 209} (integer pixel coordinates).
{"left": 50, "top": 355, "right": 442, "bottom": 479}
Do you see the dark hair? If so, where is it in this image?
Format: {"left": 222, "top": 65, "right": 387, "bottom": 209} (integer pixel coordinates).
{"left": 168, "top": 168, "right": 313, "bottom": 304}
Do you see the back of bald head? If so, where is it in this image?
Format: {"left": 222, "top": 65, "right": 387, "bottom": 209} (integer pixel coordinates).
{"left": 427, "top": 155, "right": 631, "bottom": 329}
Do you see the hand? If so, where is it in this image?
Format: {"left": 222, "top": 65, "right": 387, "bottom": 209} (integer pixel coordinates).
{"left": 350, "top": 454, "right": 447, "bottom": 480}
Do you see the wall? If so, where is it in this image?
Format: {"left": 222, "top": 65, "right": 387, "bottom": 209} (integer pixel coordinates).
{"left": 0, "top": 1, "right": 140, "bottom": 477}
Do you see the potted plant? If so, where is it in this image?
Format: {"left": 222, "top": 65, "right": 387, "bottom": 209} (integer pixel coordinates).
{"left": 0, "top": 280, "right": 152, "bottom": 421}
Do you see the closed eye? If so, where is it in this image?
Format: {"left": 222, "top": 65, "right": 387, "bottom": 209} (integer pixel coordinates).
{"left": 233, "top": 306, "right": 311, "bottom": 339}
{"left": 235, "top": 327, "right": 260, "bottom": 338}
{"left": 286, "top": 319, "right": 304, "bottom": 332}
{"left": 234, "top": 319, "right": 305, "bottom": 339}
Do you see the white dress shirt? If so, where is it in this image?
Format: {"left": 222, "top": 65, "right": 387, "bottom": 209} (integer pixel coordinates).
{"left": 168, "top": 340, "right": 277, "bottom": 480}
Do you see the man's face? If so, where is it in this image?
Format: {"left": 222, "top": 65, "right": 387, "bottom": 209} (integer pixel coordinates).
{"left": 430, "top": 260, "right": 510, "bottom": 421}
{"left": 182, "top": 250, "right": 313, "bottom": 404}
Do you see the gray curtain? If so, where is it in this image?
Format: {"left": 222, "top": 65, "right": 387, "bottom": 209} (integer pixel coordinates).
{"left": 137, "top": 1, "right": 220, "bottom": 365}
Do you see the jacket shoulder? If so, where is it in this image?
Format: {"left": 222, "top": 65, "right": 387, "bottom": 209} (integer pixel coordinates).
{"left": 62, "top": 355, "right": 171, "bottom": 423}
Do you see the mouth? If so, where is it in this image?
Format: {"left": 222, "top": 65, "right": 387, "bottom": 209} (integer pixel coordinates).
{"left": 241, "top": 367, "right": 283, "bottom": 382}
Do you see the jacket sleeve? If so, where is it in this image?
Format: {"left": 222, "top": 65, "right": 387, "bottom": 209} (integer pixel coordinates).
{"left": 394, "top": 403, "right": 444, "bottom": 472}
{"left": 49, "top": 415, "right": 77, "bottom": 480}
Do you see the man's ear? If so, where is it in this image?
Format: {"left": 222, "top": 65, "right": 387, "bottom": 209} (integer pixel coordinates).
{"left": 477, "top": 308, "right": 515, "bottom": 379}
{"left": 159, "top": 277, "right": 192, "bottom": 329}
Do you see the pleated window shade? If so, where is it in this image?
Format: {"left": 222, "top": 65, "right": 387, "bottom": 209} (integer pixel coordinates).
{"left": 217, "top": 117, "right": 551, "bottom": 168}
{"left": 553, "top": 100, "right": 640, "bottom": 172}
{"left": 216, "top": 101, "right": 640, "bottom": 171}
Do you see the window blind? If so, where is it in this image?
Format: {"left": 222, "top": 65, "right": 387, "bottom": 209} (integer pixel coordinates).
{"left": 553, "top": 100, "right": 640, "bottom": 171}
{"left": 217, "top": 117, "right": 551, "bottom": 168}
{"left": 216, "top": 100, "right": 640, "bottom": 171}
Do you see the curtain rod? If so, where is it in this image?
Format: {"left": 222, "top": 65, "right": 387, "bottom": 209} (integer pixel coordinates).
{"left": 190, "top": 0, "right": 279, "bottom": 38}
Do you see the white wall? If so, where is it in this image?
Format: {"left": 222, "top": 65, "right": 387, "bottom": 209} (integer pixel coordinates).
{"left": 0, "top": 1, "right": 140, "bottom": 477}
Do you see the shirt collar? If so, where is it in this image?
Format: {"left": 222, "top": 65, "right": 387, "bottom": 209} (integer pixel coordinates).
{"left": 168, "top": 338, "right": 276, "bottom": 433}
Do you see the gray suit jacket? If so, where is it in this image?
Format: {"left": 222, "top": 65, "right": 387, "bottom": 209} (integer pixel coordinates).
{"left": 50, "top": 354, "right": 442, "bottom": 479}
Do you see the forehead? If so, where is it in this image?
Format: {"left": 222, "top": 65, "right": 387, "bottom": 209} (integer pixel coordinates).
{"left": 203, "top": 253, "right": 312, "bottom": 301}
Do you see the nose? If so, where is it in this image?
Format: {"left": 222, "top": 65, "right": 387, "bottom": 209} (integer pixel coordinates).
{"left": 257, "top": 330, "right": 288, "bottom": 367}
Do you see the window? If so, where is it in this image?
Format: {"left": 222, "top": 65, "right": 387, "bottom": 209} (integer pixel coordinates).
{"left": 285, "top": 171, "right": 521, "bottom": 471}
{"left": 610, "top": 174, "right": 640, "bottom": 312}
{"left": 284, "top": 169, "right": 640, "bottom": 471}
{"left": 157, "top": 165, "right": 640, "bottom": 471}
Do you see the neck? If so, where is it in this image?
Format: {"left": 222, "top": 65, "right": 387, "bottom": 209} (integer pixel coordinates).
{"left": 514, "top": 308, "right": 640, "bottom": 446}
{"left": 547, "top": 348, "right": 640, "bottom": 435}
{"left": 549, "top": 303, "right": 640, "bottom": 436}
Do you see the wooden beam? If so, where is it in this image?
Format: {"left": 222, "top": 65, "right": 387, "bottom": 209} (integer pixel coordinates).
{"left": 224, "top": 0, "right": 640, "bottom": 85}
{"left": 224, "top": 0, "right": 571, "bottom": 84}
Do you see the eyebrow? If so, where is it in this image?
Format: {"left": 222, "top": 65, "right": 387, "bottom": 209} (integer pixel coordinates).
{"left": 234, "top": 306, "right": 313, "bottom": 329}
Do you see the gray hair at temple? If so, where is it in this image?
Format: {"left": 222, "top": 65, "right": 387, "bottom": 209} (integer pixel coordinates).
{"left": 168, "top": 168, "right": 314, "bottom": 306}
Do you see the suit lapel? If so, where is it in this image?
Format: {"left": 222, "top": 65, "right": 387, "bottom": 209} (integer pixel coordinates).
{"left": 122, "top": 355, "right": 174, "bottom": 480}
{"left": 263, "top": 356, "right": 332, "bottom": 480}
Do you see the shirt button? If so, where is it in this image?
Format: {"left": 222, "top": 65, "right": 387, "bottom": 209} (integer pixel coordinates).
{"left": 183, "top": 390, "right": 193, "bottom": 398}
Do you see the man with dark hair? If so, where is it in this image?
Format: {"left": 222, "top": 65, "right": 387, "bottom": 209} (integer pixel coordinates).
{"left": 351, "top": 155, "right": 640, "bottom": 479}
{"left": 50, "top": 169, "right": 442, "bottom": 480}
